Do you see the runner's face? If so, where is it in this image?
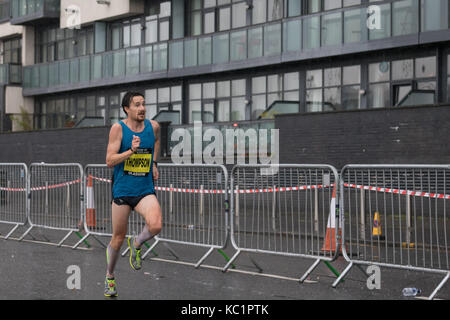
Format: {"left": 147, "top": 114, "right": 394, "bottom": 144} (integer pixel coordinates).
{"left": 127, "top": 96, "right": 146, "bottom": 121}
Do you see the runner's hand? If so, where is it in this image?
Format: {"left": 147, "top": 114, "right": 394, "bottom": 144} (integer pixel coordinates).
{"left": 131, "top": 135, "right": 140, "bottom": 152}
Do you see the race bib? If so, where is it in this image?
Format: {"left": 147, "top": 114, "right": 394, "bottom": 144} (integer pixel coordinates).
{"left": 124, "top": 148, "right": 152, "bottom": 176}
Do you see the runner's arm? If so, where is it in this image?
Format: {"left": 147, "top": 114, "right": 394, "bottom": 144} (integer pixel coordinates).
{"left": 151, "top": 120, "right": 160, "bottom": 163}
{"left": 151, "top": 120, "right": 160, "bottom": 180}
{"left": 106, "top": 123, "right": 134, "bottom": 168}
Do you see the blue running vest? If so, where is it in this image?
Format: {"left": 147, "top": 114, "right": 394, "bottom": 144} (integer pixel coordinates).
{"left": 112, "top": 119, "right": 155, "bottom": 198}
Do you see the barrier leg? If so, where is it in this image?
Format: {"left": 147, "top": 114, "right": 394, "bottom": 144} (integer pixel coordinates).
{"left": 428, "top": 272, "right": 450, "bottom": 300}
{"left": 72, "top": 233, "right": 91, "bottom": 249}
{"left": 195, "top": 247, "right": 215, "bottom": 269}
{"left": 4, "top": 224, "right": 20, "bottom": 240}
{"left": 162, "top": 242, "right": 180, "bottom": 260}
{"left": 248, "top": 254, "right": 263, "bottom": 273}
{"left": 121, "top": 247, "right": 130, "bottom": 257}
{"left": 217, "top": 249, "right": 235, "bottom": 269}
{"left": 90, "top": 235, "right": 106, "bottom": 248}
{"left": 223, "top": 250, "right": 241, "bottom": 273}
{"left": 58, "top": 230, "right": 73, "bottom": 247}
{"left": 332, "top": 262, "right": 353, "bottom": 288}
{"left": 142, "top": 239, "right": 160, "bottom": 260}
{"left": 18, "top": 226, "right": 33, "bottom": 241}
{"left": 299, "top": 258, "right": 321, "bottom": 283}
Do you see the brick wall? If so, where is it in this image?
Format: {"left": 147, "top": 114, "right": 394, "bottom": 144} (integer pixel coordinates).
{"left": 276, "top": 105, "right": 450, "bottom": 169}
{"left": 1, "top": 105, "right": 449, "bottom": 170}
{"left": 0, "top": 126, "right": 110, "bottom": 166}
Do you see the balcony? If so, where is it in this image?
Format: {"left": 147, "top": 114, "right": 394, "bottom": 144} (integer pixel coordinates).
{"left": 22, "top": 0, "right": 450, "bottom": 96}
{"left": 10, "top": 0, "right": 59, "bottom": 25}
{"left": 0, "top": 64, "right": 22, "bottom": 85}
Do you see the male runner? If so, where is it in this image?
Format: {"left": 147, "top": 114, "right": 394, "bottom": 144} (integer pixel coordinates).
{"left": 104, "top": 91, "right": 162, "bottom": 297}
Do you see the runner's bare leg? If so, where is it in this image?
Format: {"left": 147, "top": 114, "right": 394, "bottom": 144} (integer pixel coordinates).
{"left": 134, "top": 194, "right": 162, "bottom": 248}
{"left": 107, "top": 202, "right": 132, "bottom": 277}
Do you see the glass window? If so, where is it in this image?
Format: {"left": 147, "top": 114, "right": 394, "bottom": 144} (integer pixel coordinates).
{"left": 253, "top": 0, "right": 267, "bottom": 24}
{"left": 153, "top": 43, "right": 168, "bottom": 71}
{"left": 79, "top": 56, "right": 90, "bottom": 82}
{"left": 283, "top": 19, "right": 301, "bottom": 52}
{"left": 232, "top": 2, "right": 247, "bottom": 28}
{"left": 204, "top": 11, "right": 215, "bottom": 33}
{"left": 369, "top": 62, "right": 390, "bottom": 83}
{"left": 343, "top": 65, "right": 360, "bottom": 85}
{"left": 268, "top": 0, "right": 283, "bottom": 21}
{"left": 185, "top": 39, "right": 198, "bottom": 67}
{"left": 169, "top": 41, "right": 184, "bottom": 69}
{"left": 369, "top": 3, "right": 391, "bottom": 40}
{"left": 126, "top": 48, "right": 140, "bottom": 75}
{"left": 146, "top": 18, "right": 158, "bottom": 44}
{"left": 392, "top": 0, "right": 418, "bottom": 36}
{"left": 369, "top": 82, "right": 390, "bottom": 109}
{"left": 219, "top": 7, "right": 231, "bottom": 31}
{"left": 344, "top": 8, "right": 363, "bottom": 44}
{"left": 421, "top": 0, "right": 449, "bottom": 31}
{"left": 303, "top": 16, "right": 320, "bottom": 49}
{"left": 113, "top": 51, "right": 126, "bottom": 77}
{"left": 324, "top": 68, "right": 341, "bottom": 87}
{"left": 248, "top": 27, "right": 263, "bottom": 58}
{"left": 306, "top": 70, "right": 323, "bottom": 89}
{"left": 213, "top": 34, "right": 229, "bottom": 64}
{"left": 392, "top": 59, "right": 414, "bottom": 80}
{"left": 322, "top": 12, "right": 342, "bottom": 47}
{"left": 264, "top": 23, "right": 281, "bottom": 56}
{"left": 231, "top": 97, "right": 246, "bottom": 121}
{"left": 230, "top": 31, "right": 247, "bottom": 61}
{"left": 232, "top": 79, "right": 246, "bottom": 96}
{"left": 415, "top": 56, "right": 436, "bottom": 78}
{"left": 140, "top": 46, "right": 153, "bottom": 73}
{"left": 288, "top": 0, "right": 301, "bottom": 17}
{"left": 199, "top": 37, "right": 212, "bottom": 65}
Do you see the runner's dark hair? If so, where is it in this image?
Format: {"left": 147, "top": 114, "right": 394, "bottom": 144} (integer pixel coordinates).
{"left": 121, "top": 91, "right": 145, "bottom": 115}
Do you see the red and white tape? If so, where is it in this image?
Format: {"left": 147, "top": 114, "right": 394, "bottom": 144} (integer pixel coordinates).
{"left": 0, "top": 179, "right": 81, "bottom": 192}
{"left": 0, "top": 187, "right": 26, "bottom": 192}
{"left": 88, "top": 175, "right": 331, "bottom": 194}
{"left": 234, "top": 184, "right": 330, "bottom": 194}
{"left": 344, "top": 183, "right": 450, "bottom": 200}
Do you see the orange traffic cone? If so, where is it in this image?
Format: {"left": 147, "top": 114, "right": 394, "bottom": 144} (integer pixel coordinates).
{"left": 86, "top": 175, "right": 96, "bottom": 228}
{"left": 321, "top": 184, "right": 341, "bottom": 253}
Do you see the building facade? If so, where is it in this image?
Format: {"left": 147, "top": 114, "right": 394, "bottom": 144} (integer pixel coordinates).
{"left": 0, "top": 0, "right": 449, "bottom": 134}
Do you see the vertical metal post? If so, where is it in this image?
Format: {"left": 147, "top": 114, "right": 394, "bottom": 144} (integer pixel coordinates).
{"left": 200, "top": 184, "right": 204, "bottom": 226}
{"left": 314, "top": 187, "right": 319, "bottom": 233}
{"left": 360, "top": 188, "right": 366, "bottom": 239}
{"left": 272, "top": 185, "right": 276, "bottom": 231}
{"left": 235, "top": 185, "right": 239, "bottom": 229}
{"left": 406, "top": 193, "right": 411, "bottom": 246}
{"left": 169, "top": 183, "right": 173, "bottom": 222}
{"left": 45, "top": 181, "right": 49, "bottom": 219}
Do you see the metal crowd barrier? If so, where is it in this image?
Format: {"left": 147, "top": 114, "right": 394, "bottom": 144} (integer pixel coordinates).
{"left": 141, "top": 163, "right": 229, "bottom": 268}
{"left": 73, "top": 164, "right": 150, "bottom": 249}
{"left": 333, "top": 165, "right": 450, "bottom": 300}
{"left": 19, "top": 163, "right": 84, "bottom": 247}
{"left": 0, "top": 163, "right": 28, "bottom": 239}
{"left": 224, "top": 164, "right": 340, "bottom": 282}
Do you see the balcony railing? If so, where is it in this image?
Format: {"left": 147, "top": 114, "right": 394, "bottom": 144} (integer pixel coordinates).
{"left": 0, "top": 64, "right": 22, "bottom": 85}
{"left": 10, "top": 0, "right": 59, "bottom": 24}
{"left": 22, "top": 0, "right": 450, "bottom": 92}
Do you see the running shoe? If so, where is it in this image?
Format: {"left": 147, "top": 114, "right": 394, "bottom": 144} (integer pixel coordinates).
{"left": 104, "top": 277, "right": 118, "bottom": 297}
{"left": 127, "top": 236, "right": 142, "bottom": 271}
